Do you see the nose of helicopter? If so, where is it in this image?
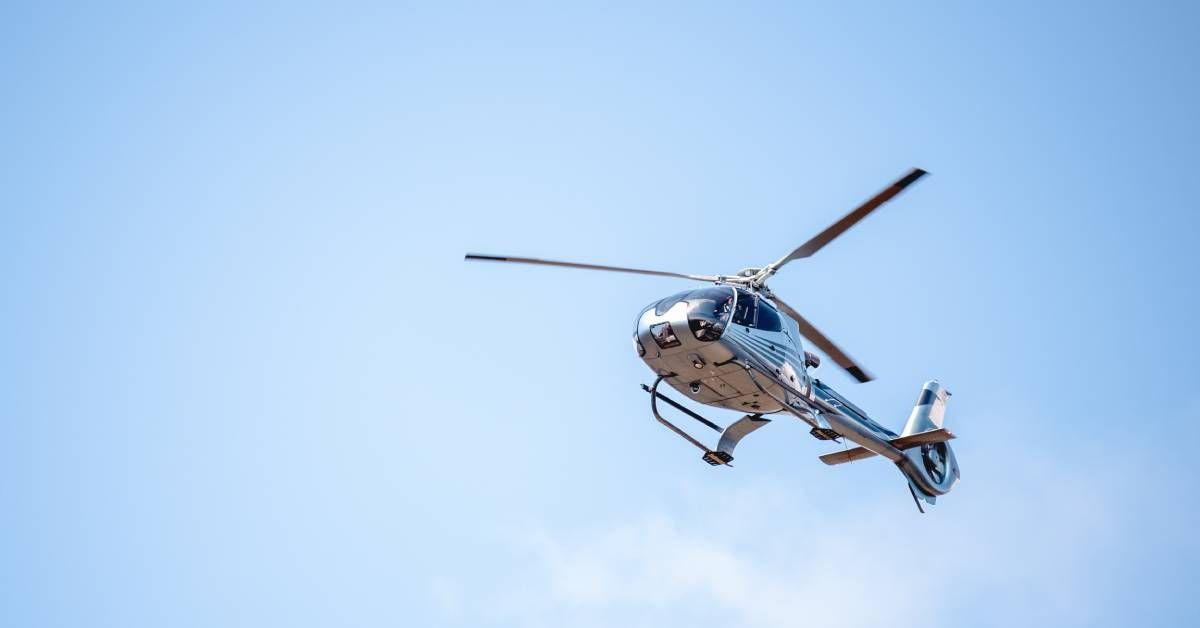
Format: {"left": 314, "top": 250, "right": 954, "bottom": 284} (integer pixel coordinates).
{"left": 635, "top": 300, "right": 695, "bottom": 359}
{"left": 635, "top": 286, "right": 737, "bottom": 367}
{"left": 633, "top": 297, "right": 705, "bottom": 360}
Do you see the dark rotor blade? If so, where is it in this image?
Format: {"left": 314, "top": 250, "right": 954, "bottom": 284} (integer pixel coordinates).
{"left": 770, "top": 295, "right": 873, "bottom": 383}
{"left": 465, "top": 254, "right": 719, "bottom": 282}
{"left": 772, "top": 168, "right": 927, "bottom": 269}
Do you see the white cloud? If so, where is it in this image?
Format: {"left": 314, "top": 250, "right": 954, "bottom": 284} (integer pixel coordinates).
{"left": 428, "top": 575, "right": 461, "bottom": 618}
{"left": 488, "top": 437, "right": 1139, "bottom": 628}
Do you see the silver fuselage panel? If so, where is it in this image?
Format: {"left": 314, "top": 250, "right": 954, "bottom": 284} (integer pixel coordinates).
{"left": 634, "top": 287, "right": 809, "bottom": 414}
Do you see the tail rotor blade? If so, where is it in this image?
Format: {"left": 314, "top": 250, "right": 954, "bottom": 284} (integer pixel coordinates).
{"left": 465, "top": 254, "right": 720, "bottom": 283}
{"left": 771, "top": 295, "right": 873, "bottom": 383}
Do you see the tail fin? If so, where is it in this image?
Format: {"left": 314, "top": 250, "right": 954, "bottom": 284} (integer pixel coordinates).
{"left": 901, "top": 380, "right": 950, "bottom": 436}
{"left": 896, "top": 380, "right": 959, "bottom": 511}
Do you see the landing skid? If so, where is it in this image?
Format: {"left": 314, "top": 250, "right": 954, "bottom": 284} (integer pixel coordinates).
{"left": 642, "top": 376, "right": 770, "bottom": 466}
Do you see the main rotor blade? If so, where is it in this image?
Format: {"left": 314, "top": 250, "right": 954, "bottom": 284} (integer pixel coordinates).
{"left": 770, "top": 168, "right": 928, "bottom": 270}
{"left": 465, "top": 254, "right": 720, "bottom": 282}
{"left": 770, "top": 295, "right": 874, "bottom": 383}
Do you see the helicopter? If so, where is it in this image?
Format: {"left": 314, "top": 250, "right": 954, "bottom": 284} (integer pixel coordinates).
{"left": 465, "top": 168, "right": 959, "bottom": 512}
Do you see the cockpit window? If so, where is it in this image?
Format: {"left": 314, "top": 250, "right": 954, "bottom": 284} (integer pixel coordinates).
{"left": 687, "top": 288, "right": 734, "bottom": 315}
{"left": 654, "top": 291, "right": 690, "bottom": 315}
{"left": 732, "top": 289, "right": 757, "bottom": 327}
{"left": 686, "top": 287, "right": 734, "bottom": 341}
{"left": 756, "top": 301, "right": 783, "bottom": 332}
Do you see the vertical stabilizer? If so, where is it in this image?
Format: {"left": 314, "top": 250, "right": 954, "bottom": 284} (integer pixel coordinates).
{"left": 901, "top": 380, "right": 950, "bottom": 436}
{"left": 895, "top": 379, "right": 959, "bottom": 511}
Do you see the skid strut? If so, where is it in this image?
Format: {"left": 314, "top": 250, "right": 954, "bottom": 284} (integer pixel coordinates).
{"left": 642, "top": 375, "right": 770, "bottom": 466}
{"left": 739, "top": 361, "right": 842, "bottom": 443}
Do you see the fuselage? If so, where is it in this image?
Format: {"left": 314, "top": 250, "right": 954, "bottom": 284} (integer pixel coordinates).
{"left": 634, "top": 286, "right": 809, "bottom": 414}
{"left": 635, "top": 286, "right": 901, "bottom": 457}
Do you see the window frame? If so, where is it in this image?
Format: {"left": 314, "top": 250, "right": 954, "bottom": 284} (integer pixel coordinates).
{"left": 731, "top": 289, "right": 758, "bottom": 328}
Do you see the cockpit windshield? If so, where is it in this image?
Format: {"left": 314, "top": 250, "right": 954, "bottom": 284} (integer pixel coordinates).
{"left": 654, "top": 291, "right": 691, "bottom": 316}
{"left": 731, "top": 289, "right": 757, "bottom": 327}
{"left": 686, "top": 287, "right": 735, "bottom": 341}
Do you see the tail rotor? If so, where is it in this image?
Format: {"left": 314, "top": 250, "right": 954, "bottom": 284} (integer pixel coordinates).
{"left": 896, "top": 380, "right": 960, "bottom": 511}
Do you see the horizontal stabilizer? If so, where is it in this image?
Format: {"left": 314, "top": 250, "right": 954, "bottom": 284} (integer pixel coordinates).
{"left": 892, "top": 427, "right": 954, "bottom": 449}
{"left": 819, "top": 428, "right": 955, "bottom": 466}
{"left": 819, "top": 447, "right": 878, "bottom": 466}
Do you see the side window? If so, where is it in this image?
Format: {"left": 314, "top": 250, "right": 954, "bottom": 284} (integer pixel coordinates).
{"left": 756, "top": 302, "right": 783, "bottom": 332}
{"left": 732, "top": 290, "right": 757, "bottom": 327}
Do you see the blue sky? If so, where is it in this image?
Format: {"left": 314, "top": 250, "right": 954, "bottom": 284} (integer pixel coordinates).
{"left": 3, "top": 2, "right": 1198, "bottom": 626}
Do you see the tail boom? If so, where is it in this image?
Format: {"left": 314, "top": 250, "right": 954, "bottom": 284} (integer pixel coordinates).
{"left": 816, "top": 379, "right": 961, "bottom": 511}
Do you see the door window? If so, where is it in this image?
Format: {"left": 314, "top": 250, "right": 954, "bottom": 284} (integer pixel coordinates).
{"left": 756, "top": 301, "right": 783, "bottom": 332}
